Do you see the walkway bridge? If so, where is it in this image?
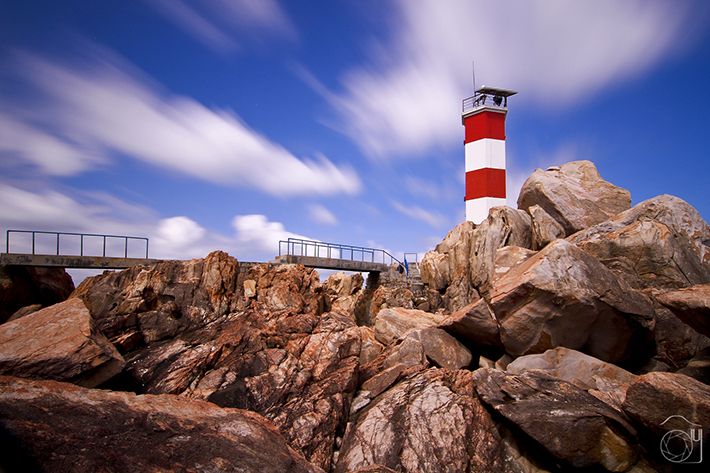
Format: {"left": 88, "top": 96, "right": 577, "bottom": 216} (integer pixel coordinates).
{"left": 0, "top": 230, "right": 158, "bottom": 269}
{"left": 274, "top": 238, "right": 404, "bottom": 274}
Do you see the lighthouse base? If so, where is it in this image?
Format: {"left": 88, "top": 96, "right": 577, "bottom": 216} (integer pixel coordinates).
{"left": 466, "top": 197, "right": 506, "bottom": 224}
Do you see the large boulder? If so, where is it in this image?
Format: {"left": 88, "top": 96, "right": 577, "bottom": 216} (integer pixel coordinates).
{"left": 528, "top": 204, "right": 565, "bottom": 250}
{"left": 568, "top": 195, "right": 710, "bottom": 291}
{"left": 438, "top": 298, "right": 503, "bottom": 356}
{"left": 473, "top": 368, "right": 641, "bottom": 472}
{"left": 373, "top": 307, "right": 445, "bottom": 345}
{"left": 323, "top": 271, "right": 364, "bottom": 318}
{"left": 490, "top": 239, "right": 655, "bottom": 366}
{"left": 0, "top": 265, "right": 74, "bottom": 323}
{"left": 517, "top": 160, "right": 631, "bottom": 235}
{"left": 0, "top": 376, "right": 321, "bottom": 473}
{"left": 0, "top": 298, "right": 124, "bottom": 387}
{"left": 73, "top": 255, "right": 358, "bottom": 470}
{"left": 651, "top": 303, "right": 710, "bottom": 372}
{"left": 506, "top": 347, "right": 636, "bottom": 409}
{"left": 336, "top": 369, "right": 524, "bottom": 473}
{"left": 657, "top": 283, "right": 710, "bottom": 337}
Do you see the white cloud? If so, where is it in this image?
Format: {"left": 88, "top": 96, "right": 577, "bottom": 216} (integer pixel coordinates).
{"left": 7, "top": 52, "right": 360, "bottom": 196}
{"left": 308, "top": 204, "right": 338, "bottom": 226}
{"left": 232, "top": 214, "right": 311, "bottom": 255}
{"left": 148, "top": 0, "right": 296, "bottom": 53}
{"left": 391, "top": 201, "right": 446, "bottom": 228}
{"left": 323, "top": 0, "right": 695, "bottom": 159}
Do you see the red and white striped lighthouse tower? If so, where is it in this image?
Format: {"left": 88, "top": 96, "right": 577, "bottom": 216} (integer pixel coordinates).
{"left": 462, "top": 86, "right": 517, "bottom": 223}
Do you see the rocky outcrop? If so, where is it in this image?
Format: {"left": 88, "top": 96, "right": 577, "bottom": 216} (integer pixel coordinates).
{"left": 438, "top": 298, "right": 502, "bottom": 357}
{"left": 569, "top": 195, "right": 710, "bottom": 291}
{"left": 373, "top": 307, "right": 445, "bottom": 345}
{"left": 657, "top": 283, "right": 710, "bottom": 337}
{"left": 517, "top": 160, "right": 631, "bottom": 235}
{"left": 492, "top": 246, "right": 536, "bottom": 284}
{"left": 473, "top": 368, "right": 641, "bottom": 472}
{"left": 0, "top": 265, "right": 74, "bottom": 323}
{"left": 491, "top": 239, "right": 655, "bottom": 366}
{"left": 323, "top": 271, "right": 364, "bottom": 318}
{"left": 528, "top": 204, "right": 565, "bottom": 250}
{"left": 0, "top": 376, "right": 321, "bottom": 473}
{"left": 337, "top": 369, "right": 520, "bottom": 473}
{"left": 0, "top": 298, "right": 124, "bottom": 387}
{"left": 506, "top": 347, "right": 636, "bottom": 409}
{"left": 651, "top": 303, "right": 710, "bottom": 372}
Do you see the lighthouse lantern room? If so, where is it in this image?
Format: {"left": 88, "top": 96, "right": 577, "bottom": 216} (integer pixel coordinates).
{"left": 462, "top": 86, "right": 517, "bottom": 224}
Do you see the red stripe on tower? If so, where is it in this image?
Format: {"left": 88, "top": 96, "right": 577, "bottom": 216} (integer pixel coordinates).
{"left": 462, "top": 86, "right": 517, "bottom": 223}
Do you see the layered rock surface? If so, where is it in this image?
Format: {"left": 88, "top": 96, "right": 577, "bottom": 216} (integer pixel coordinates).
{"left": 0, "top": 265, "right": 74, "bottom": 323}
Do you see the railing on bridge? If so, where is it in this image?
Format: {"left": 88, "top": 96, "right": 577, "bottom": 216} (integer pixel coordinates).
{"left": 279, "top": 238, "right": 402, "bottom": 266}
{"left": 4, "top": 229, "right": 149, "bottom": 259}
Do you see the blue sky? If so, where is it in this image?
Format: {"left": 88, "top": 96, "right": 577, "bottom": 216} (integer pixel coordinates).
{"left": 2, "top": 0, "right": 710, "bottom": 277}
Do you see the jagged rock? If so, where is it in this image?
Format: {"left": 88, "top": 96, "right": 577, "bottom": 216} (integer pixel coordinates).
{"left": 369, "top": 283, "right": 414, "bottom": 315}
{"left": 677, "top": 347, "right": 710, "bottom": 385}
{"left": 473, "top": 368, "right": 641, "bottom": 472}
{"left": 72, "top": 254, "right": 356, "bottom": 470}
{"left": 373, "top": 307, "right": 445, "bottom": 345}
{"left": 569, "top": 195, "right": 710, "bottom": 291}
{"left": 358, "top": 326, "right": 385, "bottom": 365}
{"left": 492, "top": 246, "right": 537, "bottom": 285}
{"left": 517, "top": 160, "right": 631, "bottom": 235}
{"left": 404, "top": 328, "right": 472, "bottom": 370}
{"left": 0, "top": 265, "right": 74, "bottom": 323}
{"left": 651, "top": 303, "right": 710, "bottom": 371}
{"left": 337, "top": 369, "right": 520, "bottom": 473}
{"left": 490, "top": 239, "right": 655, "bottom": 366}
{"left": 0, "top": 298, "right": 124, "bottom": 387}
{"left": 7, "top": 303, "right": 42, "bottom": 321}
{"left": 622, "top": 372, "right": 710, "bottom": 446}
{"left": 438, "top": 298, "right": 502, "bottom": 356}
{"left": 657, "top": 283, "right": 710, "bottom": 337}
{"left": 506, "top": 347, "right": 636, "bottom": 410}
{"left": 324, "top": 271, "right": 364, "bottom": 317}
{"left": 528, "top": 204, "right": 565, "bottom": 250}
{"left": 0, "top": 376, "right": 321, "bottom": 473}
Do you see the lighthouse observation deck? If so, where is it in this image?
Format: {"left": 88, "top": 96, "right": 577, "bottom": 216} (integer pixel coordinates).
{"left": 462, "top": 86, "right": 517, "bottom": 116}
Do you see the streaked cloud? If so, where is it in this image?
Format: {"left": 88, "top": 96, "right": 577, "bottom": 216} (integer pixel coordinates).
{"left": 4, "top": 50, "right": 360, "bottom": 196}
{"left": 308, "top": 204, "right": 338, "bottom": 226}
{"left": 391, "top": 201, "right": 446, "bottom": 228}
{"left": 320, "top": 0, "right": 696, "bottom": 159}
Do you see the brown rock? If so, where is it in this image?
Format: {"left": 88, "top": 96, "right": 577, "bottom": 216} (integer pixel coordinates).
{"left": 528, "top": 204, "right": 565, "bottom": 250}
{"left": 651, "top": 302, "right": 710, "bottom": 371}
{"left": 491, "top": 239, "right": 655, "bottom": 366}
{"left": 438, "top": 298, "right": 502, "bottom": 356}
{"left": 0, "top": 298, "right": 124, "bottom": 387}
{"left": 373, "top": 307, "right": 445, "bottom": 345}
{"left": 357, "top": 326, "right": 385, "bottom": 365}
{"left": 0, "top": 376, "right": 321, "bottom": 473}
{"left": 405, "top": 327, "right": 472, "bottom": 370}
{"left": 517, "top": 160, "right": 631, "bottom": 235}
{"left": 657, "top": 283, "right": 710, "bottom": 337}
{"left": 7, "top": 303, "right": 42, "bottom": 321}
{"left": 324, "top": 271, "right": 364, "bottom": 317}
{"left": 492, "top": 246, "right": 537, "bottom": 285}
{"left": 336, "top": 369, "right": 516, "bottom": 473}
{"left": 0, "top": 265, "right": 74, "bottom": 323}
{"left": 473, "top": 368, "right": 640, "bottom": 471}
{"left": 569, "top": 195, "right": 710, "bottom": 290}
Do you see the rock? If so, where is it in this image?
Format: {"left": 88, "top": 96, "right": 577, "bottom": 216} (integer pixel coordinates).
{"left": 528, "top": 204, "right": 565, "bottom": 250}
{"left": 622, "top": 372, "right": 710, "bottom": 446}
{"left": 336, "top": 369, "right": 518, "bottom": 473}
{"left": 473, "top": 368, "right": 640, "bottom": 471}
{"left": 243, "top": 278, "right": 257, "bottom": 298}
{"left": 492, "top": 246, "right": 537, "bottom": 285}
{"left": 324, "top": 271, "right": 364, "bottom": 317}
{"left": 7, "top": 303, "right": 42, "bottom": 321}
{"left": 438, "top": 298, "right": 503, "bottom": 356}
{"left": 357, "top": 326, "right": 385, "bottom": 365}
{"left": 517, "top": 160, "right": 631, "bottom": 235}
{"left": 369, "top": 283, "right": 414, "bottom": 315}
{"left": 72, "top": 255, "right": 356, "bottom": 470}
{"left": 0, "top": 376, "right": 321, "bottom": 473}
{"left": 651, "top": 303, "right": 710, "bottom": 371}
{"left": 657, "top": 283, "right": 710, "bottom": 337}
{"left": 677, "top": 347, "right": 710, "bottom": 385}
{"left": 490, "top": 239, "right": 655, "bottom": 366}
{"left": 0, "top": 265, "right": 74, "bottom": 323}
{"left": 569, "top": 195, "right": 710, "bottom": 291}
{"left": 0, "top": 298, "right": 124, "bottom": 387}
{"left": 506, "top": 347, "right": 637, "bottom": 409}
{"left": 373, "top": 307, "right": 445, "bottom": 345}
{"left": 404, "top": 328, "right": 472, "bottom": 370}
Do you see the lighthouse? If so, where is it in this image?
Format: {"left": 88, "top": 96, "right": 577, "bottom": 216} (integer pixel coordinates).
{"left": 462, "top": 86, "right": 517, "bottom": 224}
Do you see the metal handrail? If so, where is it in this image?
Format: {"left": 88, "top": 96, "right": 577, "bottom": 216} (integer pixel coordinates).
{"left": 462, "top": 93, "right": 508, "bottom": 114}
{"left": 279, "top": 237, "right": 402, "bottom": 266}
{"left": 4, "top": 229, "right": 149, "bottom": 259}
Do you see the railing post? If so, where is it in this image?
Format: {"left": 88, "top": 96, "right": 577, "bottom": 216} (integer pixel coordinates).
{"left": 56, "top": 233, "right": 60, "bottom": 255}
{"left": 145, "top": 239, "right": 149, "bottom": 258}
{"left": 32, "top": 232, "right": 35, "bottom": 255}
{"left": 80, "top": 234, "right": 84, "bottom": 256}
{"left": 125, "top": 237, "right": 128, "bottom": 258}
{"left": 103, "top": 236, "right": 106, "bottom": 257}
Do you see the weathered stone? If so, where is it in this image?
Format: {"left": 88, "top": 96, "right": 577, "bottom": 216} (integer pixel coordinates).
{"left": 0, "top": 265, "right": 74, "bottom": 323}
{"left": 657, "top": 283, "right": 710, "bottom": 337}
{"left": 677, "top": 347, "right": 710, "bottom": 385}
{"left": 492, "top": 246, "right": 537, "bottom": 285}
{"left": 337, "top": 369, "right": 516, "bottom": 473}
{"left": 438, "top": 298, "right": 502, "bottom": 356}
{"left": 651, "top": 302, "right": 710, "bottom": 371}
{"left": 0, "top": 298, "right": 124, "bottom": 387}
{"left": 473, "top": 368, "right": 640, "bottom": 471}
{"left": 623, "top": 371, "right": 710, "bottom": 447}
{"left": 569, "top": 195, "right": 710, "bottom": 290}
{"left": 405, "top": 328, "right": 472, "bottom": 370}
{"left": 357, "top": 326, "right": 385, "bottom": 366}
{"left": 324, "top": 271, "right": 364, "bottom": 317}
{"left": 243, "top": 278, "right": 257, "bottom": 298}
{"left": 517, "top": 160, "right": 631, "bottom": 235}
{"left": 506, "top": 347, "right": 636, "bottom": 409}
{"left": 7, "top": 303, "right": 42, "bottom": 321}
{"left": 373, "top": 307, "right": 445, "bottom": 345}
{"left": 0, "top": 376, "right": 321, "bottom": 473}
{"left": 491, "top": 239, "right": 655, "bottom": 366}
{"left": 528, "top": 204, "right": 565, "bottom": 250}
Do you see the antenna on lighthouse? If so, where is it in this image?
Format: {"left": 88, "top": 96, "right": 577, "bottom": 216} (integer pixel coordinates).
{"left": 471, "top": 60, "right": 477, "bottom": 95}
